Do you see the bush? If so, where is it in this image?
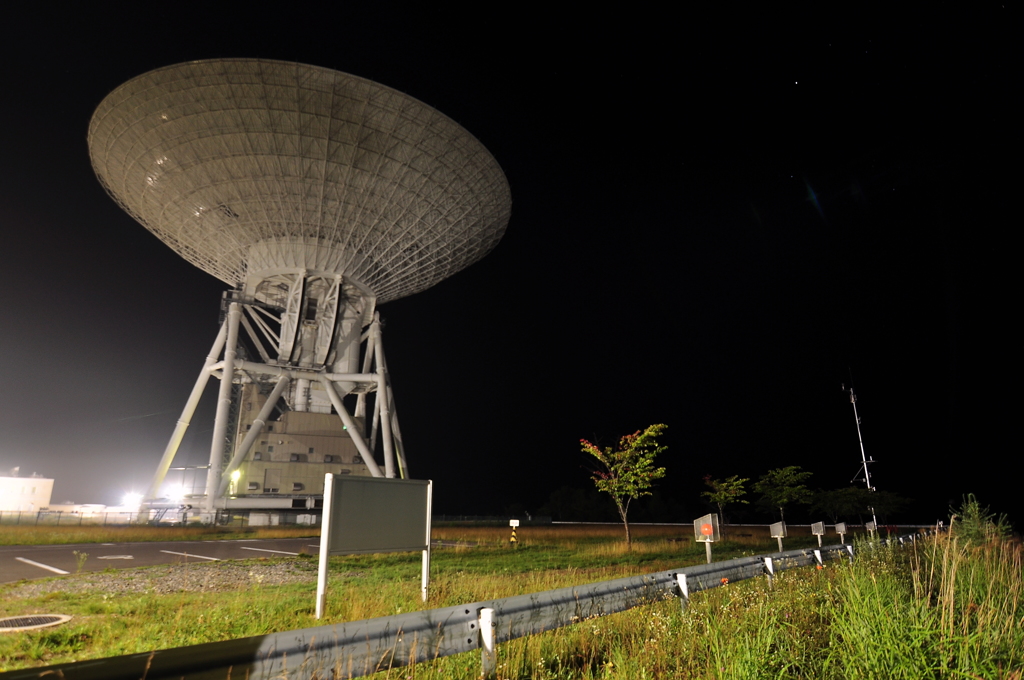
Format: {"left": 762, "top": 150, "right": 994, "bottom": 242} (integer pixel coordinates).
{"left": 950, "top": 494, "right": 1011, "bottom": 544}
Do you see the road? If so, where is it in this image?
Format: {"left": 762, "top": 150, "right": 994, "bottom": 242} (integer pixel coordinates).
{"left": 0, "top": 538, "right": 322, "bottom": 584}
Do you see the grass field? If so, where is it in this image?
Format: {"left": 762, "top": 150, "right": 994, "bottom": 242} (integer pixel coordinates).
{"left": 0, "top": 520, "right": 862, "bottom": 547}
{"left": 1, "top": 524, "right": 1020, "bottom": 678}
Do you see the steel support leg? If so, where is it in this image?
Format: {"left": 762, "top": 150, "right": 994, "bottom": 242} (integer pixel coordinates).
{"left": 146, "top": 321, "right": 228, "bottom": 501}
{"left": 204, "top": 303, "right": 242, "bottom": 515}
{"left": 319, "top": 377, "right": 383, "bottom": 477}
{"left": 216, "top": 376, "right": 291, "bottom": 497}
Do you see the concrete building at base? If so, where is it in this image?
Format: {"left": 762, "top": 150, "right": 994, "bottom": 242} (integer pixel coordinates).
{"left": 224, "top": 384, "right": 371, "bottom": 499}
{"left": 0, "top": 474, "right": 54, "bottom": 511}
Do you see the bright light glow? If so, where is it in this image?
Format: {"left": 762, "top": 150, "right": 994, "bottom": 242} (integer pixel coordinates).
{"left": 122, "top": 492, "right": 143, "bottom": 508}
{"left": 230, "top": 470, "right": 241, "bottom": 482}
{"left": 167, "top": 487, "right": 185, "bottom": 503}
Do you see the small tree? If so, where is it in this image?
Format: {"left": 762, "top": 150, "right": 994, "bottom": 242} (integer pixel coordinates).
{"left": 950, "top": 494, "right": 1011, "bottom": 544}
{"left": 753, "top": 466, "right": 812, "bottom": 521}
{"left": 581, "top": 424, "right": 667, "bottom": 548}
{"left": 701, "top": 475, "right": 749, "bottom": 529}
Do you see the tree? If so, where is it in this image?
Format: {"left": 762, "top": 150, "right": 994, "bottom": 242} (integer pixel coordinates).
{"left": 811, "top": 486, "right": 870, "bottom": 523}
{"left": 580, "top": 424, "right": 667, "bottom": 548}
{"left": 869, "top": 490, "right": 911, "bottom": 523}
{"left": 753, "top": 466, "right": 812, "bottom": 521}
{"left": 701, "top": 475, "right": 749, "bottom": 529}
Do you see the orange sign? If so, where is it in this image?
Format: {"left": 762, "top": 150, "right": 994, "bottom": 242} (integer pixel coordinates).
{"left": 701, "top": 523, "right": 714, "bottom": 536}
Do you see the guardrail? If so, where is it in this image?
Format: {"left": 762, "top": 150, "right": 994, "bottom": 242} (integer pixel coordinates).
{"left": 1, "top": 534, "right": 926, "bottom": 680}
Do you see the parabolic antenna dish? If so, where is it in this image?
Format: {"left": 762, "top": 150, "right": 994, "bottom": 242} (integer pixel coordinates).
{"left": 88, "top": 59, "right": 511, "bottom": 304}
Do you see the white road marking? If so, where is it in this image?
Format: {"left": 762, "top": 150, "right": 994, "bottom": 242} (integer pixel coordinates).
{"left": 160, "top": 550, "right": 220, "bottom": 561}
{"left": 97, "top": 555, "right": 134, "bottom": 560}
{"left": 15, "top": 557, "right": 70, "bottom": 574}
{"left": 240, "top": 547, "right": 300, "bottom": 556}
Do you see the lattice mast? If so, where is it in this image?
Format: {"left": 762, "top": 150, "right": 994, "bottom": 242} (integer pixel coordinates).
{"left": 88, "top": 60, "right": 511, "bottom": 515}
{"left": 845, "top": 384, "right": 879, "bottom": 528}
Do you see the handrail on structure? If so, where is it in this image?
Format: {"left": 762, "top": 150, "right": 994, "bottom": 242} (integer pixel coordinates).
{"left": 1, "top": 533, "right": 929, "bottom": 680}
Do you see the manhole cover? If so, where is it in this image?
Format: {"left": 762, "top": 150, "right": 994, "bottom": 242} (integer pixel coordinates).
{"left": 0, "top": 615, "right": 72, "bottom": 632}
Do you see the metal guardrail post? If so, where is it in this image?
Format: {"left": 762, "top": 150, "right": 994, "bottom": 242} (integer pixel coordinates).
{"left": 479, "top": 607, "right": 496, "bottom": 679}
{"left": 763, "top": 556, "right": 775, "bottom": 588}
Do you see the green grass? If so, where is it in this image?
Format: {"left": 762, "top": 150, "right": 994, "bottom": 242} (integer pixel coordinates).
{"left": 0, "top": 528, "right": 797, "bottom": 672}
{"left": 2, "top": 527, "right": 1019, "bottom": 678}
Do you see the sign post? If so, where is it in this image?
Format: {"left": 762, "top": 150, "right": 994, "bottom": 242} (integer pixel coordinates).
{"left": 835, "top": 521, "right": 847, "bottom": 544}
{"left": 811, "top": 521, "right": 825, "bottom": 547}
{"left": 693, "top": 513, "right": 720, "bottom": 564}
{"left": 509, "top": 519, "right": 519, "bottom": 547}
{"left": 316, "top": 475, "right": 432, "bottom": 619}
{"left": 770, "top": 521, "right": 787, "bottom": 552}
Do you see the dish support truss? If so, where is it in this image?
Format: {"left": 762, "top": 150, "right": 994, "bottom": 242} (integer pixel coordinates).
{"left": 145, "top": 271, "right": 409, "bottom": 515}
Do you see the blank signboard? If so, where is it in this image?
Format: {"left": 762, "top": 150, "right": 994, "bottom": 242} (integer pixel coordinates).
{"left": 316, "top": 475, "right": 433, "bottom": 618}
{"left": 323, "top": 476, "right": 430, "bottom": 555}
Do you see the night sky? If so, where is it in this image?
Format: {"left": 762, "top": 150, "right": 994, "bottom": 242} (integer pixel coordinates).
{"left": 1, "top": 6, "right": 1017, "bottom": 525}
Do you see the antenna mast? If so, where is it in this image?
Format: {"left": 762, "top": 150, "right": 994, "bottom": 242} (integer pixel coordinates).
{"left": 844, "top": 383, "right": 879, "bottom": 528}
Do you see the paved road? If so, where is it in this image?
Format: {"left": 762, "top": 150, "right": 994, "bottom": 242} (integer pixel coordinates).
{"left": 0, "top": 538, "right": 469, "bottom": 584}
{"left": 0, "top": 538, "right": 324, "bottom": 584}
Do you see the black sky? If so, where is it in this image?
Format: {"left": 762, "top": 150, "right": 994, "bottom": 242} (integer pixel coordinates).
{"left": 0, "top": 6, "right": 1017, "bottom": 523}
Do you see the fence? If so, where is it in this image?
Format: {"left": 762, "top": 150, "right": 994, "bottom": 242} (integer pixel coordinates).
{"left": 0, "top": 511, "right": 145, "bottom": 526}
{"left": 0, "top": 510, "right": 303, "bottom": 528}
{"left": 1, "top": 533, "right": 927, "bottom": 680}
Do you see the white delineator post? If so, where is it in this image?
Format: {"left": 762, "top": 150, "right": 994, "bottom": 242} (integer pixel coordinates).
{"left": 479, "top": 607, "right": 496, "bottom": 678}
{"left": 675, "top": 573, "right": 690, "bottom": 611}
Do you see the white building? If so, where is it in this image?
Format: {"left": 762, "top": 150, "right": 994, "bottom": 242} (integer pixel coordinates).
{"left": 0, "top": 474, "right": 54, "bottom": 511}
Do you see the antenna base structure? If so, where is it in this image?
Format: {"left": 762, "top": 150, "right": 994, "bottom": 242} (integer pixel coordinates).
{"left": 88, "top": 60, "right": 511, "bottom": 518}
{"left": 146, "top": 284, "right": 405, "bottom": 517}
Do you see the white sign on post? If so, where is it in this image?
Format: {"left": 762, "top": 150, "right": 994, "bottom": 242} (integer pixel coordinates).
{"left": 693, "top": 513, "right": 720, "bottom": 543}
{"left": 693, "top": 513, "right": 720, "bottom": 564}
{"left": 316, "top": 474, "right": 432, "bottom": 619}
{"left": 811, "top": 521, "right": 825, "bottom": 547}
{"left": 770, "top": 520, "right": 787, "bottom": 551}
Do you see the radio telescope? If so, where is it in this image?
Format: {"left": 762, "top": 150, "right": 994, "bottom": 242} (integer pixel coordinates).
{"left": 88, "top": 59, "right": 511, "bottom": 517}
